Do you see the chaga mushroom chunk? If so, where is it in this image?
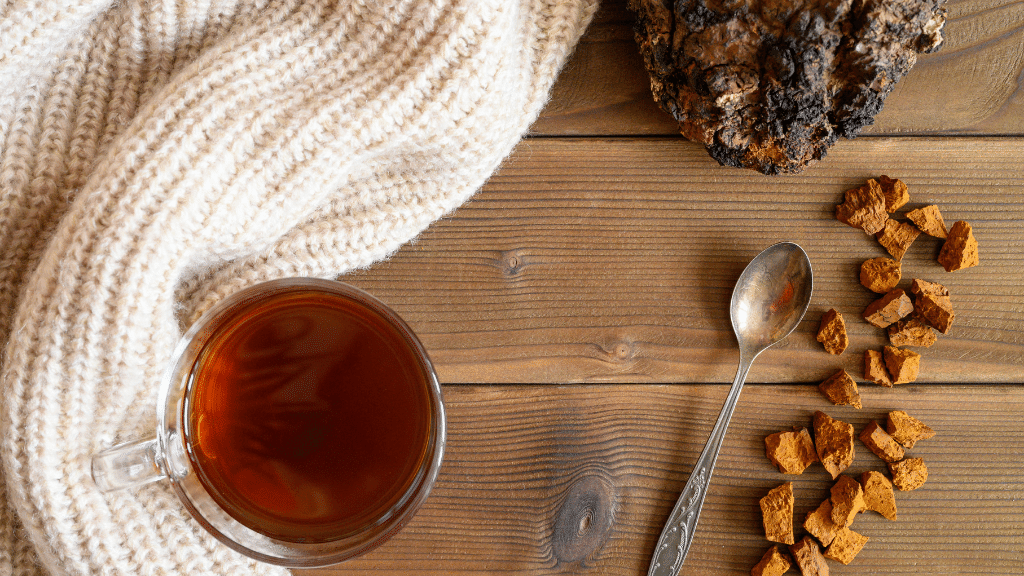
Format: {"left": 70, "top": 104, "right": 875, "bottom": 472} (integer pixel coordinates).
{"left": 761, "top": 482, "right": 796, "bottom": 545}
{"left": 628, "top": 0, "right": 947, "bottom": 174}
{"left": 860, "top": 470, "right": 898, "bottom": 520}
{"left": 814, "top": 411, "right": 856, "bottom": 479}
{"left": 765, "top": 428, "right": 819, "bottom": 474}
{"left": 804, "top": 499, "right": 841, "bottom": 547}
{"left": 752, "top": 545, "right": 793, "bottom": 576}
{"left": 829, "top": 475, "right": 866, "bottom": 528}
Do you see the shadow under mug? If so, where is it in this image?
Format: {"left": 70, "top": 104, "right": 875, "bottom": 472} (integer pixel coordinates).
{"left": 91, "top": 278, "right": 445, "bottom": 567}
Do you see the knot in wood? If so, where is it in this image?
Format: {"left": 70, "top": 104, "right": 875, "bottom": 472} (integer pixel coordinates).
{"left": 594, "top": 339, "right": 635, "bottom": 364}
{"left": 550, "top": 474, "right": 616, "bottom": 564}
{"left": 612, "top": 342, "right": 634, "bottom": 361}
{"left": 499, "top": 249, "right": 525, "bottom": 276}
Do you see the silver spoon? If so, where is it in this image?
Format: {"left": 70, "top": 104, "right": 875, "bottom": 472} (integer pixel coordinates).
{"left": 647, "top": 241, "right": 813, "bottom": 576}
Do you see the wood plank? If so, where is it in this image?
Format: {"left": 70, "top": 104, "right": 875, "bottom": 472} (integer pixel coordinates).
{"left": 303, "top": 383, "right": 1024, "bottom": 575}
{"left": 532, "top": 0, "right": 1024, "bottom": 136}
{"left": 338, "top": 137, "right": 1024, "bottom": 384}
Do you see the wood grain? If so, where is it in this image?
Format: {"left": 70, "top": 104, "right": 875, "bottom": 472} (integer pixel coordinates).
{"left": 290, "top": 7, "right": 1024, "bottom": 576}
{"left": 339, "top": 137, "right": 1024, "bottom": 384}
{"left": 531, "top": 0, "right": 1024, "bottom": 137}
{"left": 306, "top": 384, "right": 1024, "bottom": 575}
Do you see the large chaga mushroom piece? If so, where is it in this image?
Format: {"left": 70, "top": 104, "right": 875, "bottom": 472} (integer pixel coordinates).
{"left": 629, "top": 0, "right": 946, "bottom": 174}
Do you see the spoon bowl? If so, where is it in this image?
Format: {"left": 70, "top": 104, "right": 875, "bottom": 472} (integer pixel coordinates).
{"left": 647, "top": 242, "right": 813, "bottom": 576}
{"left": 731, "top": 242, "right": 814, "bottom": 357}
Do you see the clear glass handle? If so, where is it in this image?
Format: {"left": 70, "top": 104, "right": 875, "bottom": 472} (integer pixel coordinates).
{"left": 91, "top": 438, "right": 165, "bottom": 492}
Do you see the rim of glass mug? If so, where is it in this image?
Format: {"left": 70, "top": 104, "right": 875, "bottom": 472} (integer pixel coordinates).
{"left": 91, "top": 278, "right": 446, "bottom": 567}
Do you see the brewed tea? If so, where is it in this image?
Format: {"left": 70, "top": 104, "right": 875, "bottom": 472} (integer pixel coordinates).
{"left": 183, "top": 288, "right": 432, "bottom": 543}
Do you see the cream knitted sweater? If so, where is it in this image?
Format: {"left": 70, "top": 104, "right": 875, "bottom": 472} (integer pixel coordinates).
{"left": 0, "top": 1, "right": 597, "bottom": 574}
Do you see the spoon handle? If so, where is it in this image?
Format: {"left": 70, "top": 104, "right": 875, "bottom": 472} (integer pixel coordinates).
{"left": 646, "top": 353, "right": 753, "bottom": 576}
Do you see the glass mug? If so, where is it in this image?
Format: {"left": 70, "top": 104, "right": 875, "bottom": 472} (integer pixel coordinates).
{"left": 91, "top": 278, "right": 445, "bottom": 567}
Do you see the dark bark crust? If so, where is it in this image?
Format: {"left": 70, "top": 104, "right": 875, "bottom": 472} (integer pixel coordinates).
{"left": 629, "top": 0, "right": 946, "bottom": 174}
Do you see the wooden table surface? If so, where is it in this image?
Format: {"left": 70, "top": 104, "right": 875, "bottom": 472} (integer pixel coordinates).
{"left": 308, "top": 1, "right": 1024, "bottom": 574}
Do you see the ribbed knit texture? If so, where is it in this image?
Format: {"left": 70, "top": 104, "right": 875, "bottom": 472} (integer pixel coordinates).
{"left": 0, "top": 1, "right": 597, "bottom": 574}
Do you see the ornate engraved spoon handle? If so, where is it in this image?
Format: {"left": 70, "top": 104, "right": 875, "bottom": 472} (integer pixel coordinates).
{"left": 647, "top": 353, "right": 753, "bottom": 576}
